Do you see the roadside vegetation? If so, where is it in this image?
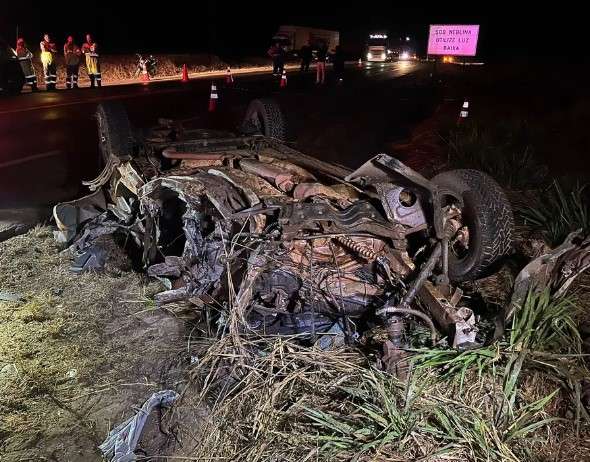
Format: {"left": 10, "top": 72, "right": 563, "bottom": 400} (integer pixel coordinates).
{"left": 445, "top": 117, "right": 590, "bottom": 249}
{"left": 30, "top": 53, "right": 270, "bottom": 86}
{"left": 444, "top": 119, "right": 548, "bottom": 190}
{"left": 518, "top": 181, "right": 590, "bottom": 247}
{"left": 173, "top": 288, "right": 589, "bottom": 461}
{"left": 0, "top": 227, "right": 185, "bottom": 461}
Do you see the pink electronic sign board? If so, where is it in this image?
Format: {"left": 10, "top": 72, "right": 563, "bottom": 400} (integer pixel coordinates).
{"left": 427, "top": 24, "right": 480, "bottom": 56}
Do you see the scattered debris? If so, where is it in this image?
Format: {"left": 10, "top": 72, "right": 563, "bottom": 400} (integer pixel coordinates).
{"left": 510, "top": 229, "right": 590, "bottom": 318}
{"left": 0, "top": 291, "right": 22, "bottom": 302}
{"left": 99, "top": 390, "right": 179, "bottom": 462}
{"left": 54, "top": 100, "right": 515, "bottom": 378}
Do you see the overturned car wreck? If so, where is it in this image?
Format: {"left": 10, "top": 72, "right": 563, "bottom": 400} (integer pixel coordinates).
{"left": 54, "top": 99, "right": 514, "bottom": 376}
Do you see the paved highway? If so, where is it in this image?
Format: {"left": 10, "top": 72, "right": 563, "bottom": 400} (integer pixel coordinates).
{"left": 0, "top": 61, "right": 429, "bottom": 208}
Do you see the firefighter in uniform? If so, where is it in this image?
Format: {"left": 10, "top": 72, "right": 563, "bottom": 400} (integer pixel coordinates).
{"left": 64, "top": 36, "right": 81, "bottom": 89}
{"left": 82, "top": 34, "right": 101, "bottom": 87}
{"left": 15, "top": 38, "right": 38, "bottom": 91}
{"left": 40, "top": 34, "right": 58, "bottom": 90}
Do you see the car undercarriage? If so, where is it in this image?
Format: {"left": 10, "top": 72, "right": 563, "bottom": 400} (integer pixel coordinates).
{"left": 53, "top": 99, "right": 514, "bottom": 377}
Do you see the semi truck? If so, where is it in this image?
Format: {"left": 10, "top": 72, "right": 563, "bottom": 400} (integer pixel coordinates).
{"left": 366, "top": 33, "right": 416, "bottom": 62}
{"left": 272, "top": 25, "right": 340, "bottom": 56}
{"left": 366, "top": 33, "right": 391, "bottom": 62}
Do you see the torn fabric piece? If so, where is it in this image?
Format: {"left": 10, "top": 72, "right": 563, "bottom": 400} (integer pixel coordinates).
{"left": 99, "top": 389, "right": 179, "bottom": 462}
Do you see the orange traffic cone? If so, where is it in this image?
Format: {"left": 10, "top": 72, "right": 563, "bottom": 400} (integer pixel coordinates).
{"left": 357, "top": 58, "right": 362, "bottom": 68}
{"left": 208, "top": 83, "right": 218, "bottom": 112}
{"left": 225, "top": 66, "right": 234, "bottom": 85}
{"left": 141, "top": 69, "right": 150, "bottom": 83}
{"left": 280, "top": 70, "right": 287, "bottom": 88}
{"left": 181, "top": 64, "right": 189, "bottom": 83}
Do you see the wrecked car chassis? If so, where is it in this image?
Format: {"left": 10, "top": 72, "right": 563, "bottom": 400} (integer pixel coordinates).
{"left": 54, "top": 100, "right": 514, "bottom": 375}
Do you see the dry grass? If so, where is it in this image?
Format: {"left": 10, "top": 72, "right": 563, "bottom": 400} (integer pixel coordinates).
{"left": 30, "top": 53, "right": 270, "bottom": 86}
{"left": 162, "top": 287, "right": 590, "bottom": 462}
{"left": 0, "top": 226, "right": 186, "bottom": 461}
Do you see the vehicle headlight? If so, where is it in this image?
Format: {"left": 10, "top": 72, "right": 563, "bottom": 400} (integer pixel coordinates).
{"left": 367, "top": 52, "right": 372, "bottom": 59}
{"left": 400, "top": 52, "right": 410, "bottom": 60}
{"left": 381, "top": 53, "right": 386, "bottom": 59}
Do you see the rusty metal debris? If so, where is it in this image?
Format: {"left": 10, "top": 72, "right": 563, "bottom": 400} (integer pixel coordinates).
{"left": 54, "top": 100, "right": 517, "bottom": 377}
{"left": 509, "top": 230, "right": 590, "bottom": 318}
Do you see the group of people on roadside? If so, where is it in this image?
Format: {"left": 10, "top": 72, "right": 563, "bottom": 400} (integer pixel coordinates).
{"left": 15, "top": 33, "right": 101, "bottom": 91}
{"left": 267, "top": 41, "right": 345, "bottom": 85}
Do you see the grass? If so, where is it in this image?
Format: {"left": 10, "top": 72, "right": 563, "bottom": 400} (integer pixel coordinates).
{"left": 0, "top": 226, "right": 182, "bottom": 461}
{"left": 444, "top": 119, "right": 548, "bottom": 190}
{"left": 518, "top": 180, "right": 590, "bottom": 247}
{"left": 179, "top": 289, "right": 589, "bottom": 461}
{"left": 29, "top": 53, "right": 271, "bottom": 86}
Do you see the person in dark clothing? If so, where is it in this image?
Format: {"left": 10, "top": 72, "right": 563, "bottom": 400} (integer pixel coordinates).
{"left": 332, "top": 45, "right": 345, "bottom": 83}
{"left": 267, "top": 42, "right": 285, "bottom": 76}
{"left": 300, "top": 42, "right": 312, "bottom": 72}
{"left": 315, "top": 42, "right": 328, "bottom": 84}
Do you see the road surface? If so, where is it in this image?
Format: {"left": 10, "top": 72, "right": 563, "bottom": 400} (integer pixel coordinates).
{"left": 0, "top": 61, "right": 431, "bottom": 209}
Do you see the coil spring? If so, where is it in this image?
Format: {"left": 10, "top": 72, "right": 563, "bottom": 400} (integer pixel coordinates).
{"left": 334, "top": 235, "right": 377, "bottom": 260}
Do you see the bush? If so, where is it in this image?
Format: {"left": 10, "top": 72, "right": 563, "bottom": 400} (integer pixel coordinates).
{"left": 445, "top": 119, "right": 548, "bottom": 190}
{"left": 518, "top": 180, "right": 590, "bottom": 247}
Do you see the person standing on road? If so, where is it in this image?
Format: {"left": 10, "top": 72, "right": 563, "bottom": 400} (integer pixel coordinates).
{"left": 63, "top": 36, "right": 81, "bottom": 89}
{"left": 300, "top": 41, "right": 312, "bottom": 72}
{"left": 332, "top": 45, "right": 345, "bottom": 83}
{"left": 15, "top": 38, "right": 38, "bottom": 91}
{"left": 40, "top": 34, "right": 58, "bottom": 90}
{"left": 82, "top": 34, "right": 101, "bottom": 87}
{"left": 267, "top": 42, "right": 284, "bottom": 76}
{"left": 316, "top": 41, "right": 328, "bottom": 84}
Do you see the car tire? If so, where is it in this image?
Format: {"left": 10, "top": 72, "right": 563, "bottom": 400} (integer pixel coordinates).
{"left": 241, "top": 98, "right": 287, "bottom": 141}
{"left": 96, "top": 102, "right": 133, "bottom": 165}
{"left": 431, "top": 169, "right": 514, "bottom": 282}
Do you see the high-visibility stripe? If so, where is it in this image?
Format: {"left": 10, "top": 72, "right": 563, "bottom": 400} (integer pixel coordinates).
{"left": 25, "top": 74, "right": 36, "bottom": 79}
{"left": 210, "top": 93, "right": 218, "bottom": 99}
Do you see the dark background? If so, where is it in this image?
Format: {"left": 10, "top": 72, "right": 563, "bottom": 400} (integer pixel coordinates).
{"left": 1, "top": 2, "right": 586, "bottom": 60}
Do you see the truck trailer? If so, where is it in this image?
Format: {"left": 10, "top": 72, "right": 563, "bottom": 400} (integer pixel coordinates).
{"left": 272, "top": 25, "right": 340, "bottom": 55}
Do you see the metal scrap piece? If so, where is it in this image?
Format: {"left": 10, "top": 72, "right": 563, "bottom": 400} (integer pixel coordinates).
{"left": 239, "top": 159, "right": 298, "bottom": 192}
{"left": 53, "top": 189, "right": 107, "bottom": 244}
{"left": 509, "top": 230, "right": 590, "bottom": 318}
{"left": 279, "top": 200, "right": 405, "bottom": 240}
{"left": 99, "top": 390, "right": 179, "bottom": 462}
{"left": 418, "top": 281, "right": 478, "bottom": 348}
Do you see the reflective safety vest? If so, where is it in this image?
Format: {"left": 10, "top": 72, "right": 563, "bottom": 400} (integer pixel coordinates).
{"left": 16, "top": 46, "right": 36, "bottom": 81}
{"left": 82, "top": 42, "right": 100, "bottom": 74}
{"left": 40, "top": 40, "right": 56, "bottom": 65}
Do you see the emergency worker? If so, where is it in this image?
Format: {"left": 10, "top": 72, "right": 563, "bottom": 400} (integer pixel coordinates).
{"left": 40, "top": 33, "right": 58, "bottom": 90}
{"left": 82, "top": 34, "right": 101, "bottom": 87}
{"left": 64, "top": 36, "right": 81, "bottom": 89}
{"left": 15, "top": 38, "right": 37, "bottom": 91}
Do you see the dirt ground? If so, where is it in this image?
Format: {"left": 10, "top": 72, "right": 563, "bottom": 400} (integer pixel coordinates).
{"left": 0, "top": 227, "right": 190, "bottom": 461}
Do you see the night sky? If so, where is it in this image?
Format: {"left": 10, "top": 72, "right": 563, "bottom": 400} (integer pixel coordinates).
{"left": 1, "top": 2, "right": 585, "bottom": 60}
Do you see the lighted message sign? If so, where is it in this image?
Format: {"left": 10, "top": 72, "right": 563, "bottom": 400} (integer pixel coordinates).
{"left": 427, "top": 25, "right": 479, "bottom": 56}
